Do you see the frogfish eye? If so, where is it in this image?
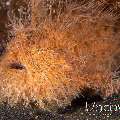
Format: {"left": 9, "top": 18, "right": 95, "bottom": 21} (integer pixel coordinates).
{"left": 9, "top": 62, "right": 25, "bottom": 70}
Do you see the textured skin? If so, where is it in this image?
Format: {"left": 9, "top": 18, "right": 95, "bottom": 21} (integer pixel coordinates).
{"left": 0, "top": 0, "right": 120, "bottom": 111}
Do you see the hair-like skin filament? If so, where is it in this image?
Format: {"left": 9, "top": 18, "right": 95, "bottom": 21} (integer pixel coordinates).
{"left": 0, "top": 0, "right": 120, "bottom": 111}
